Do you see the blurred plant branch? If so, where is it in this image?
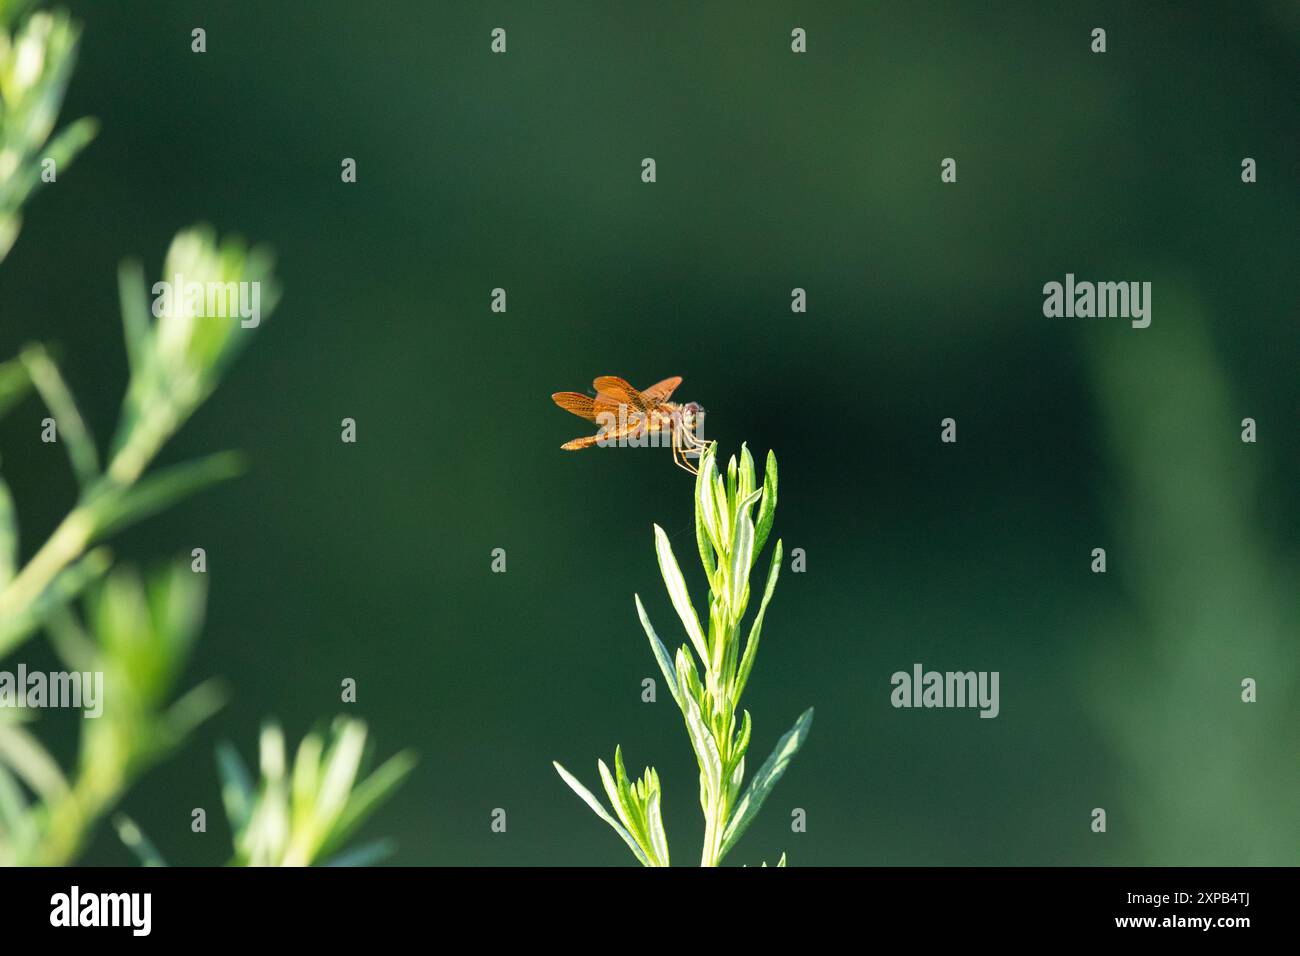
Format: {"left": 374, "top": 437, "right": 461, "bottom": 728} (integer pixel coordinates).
{"left": 215, "top": 719, "right": 416, "bottom": 867}
{"left": 0, "top": 4, "right": 96, "bottom": 263}
{"left": 1087, "top": 296, "right": 1299, "bottom": 864}
{"left": 0, "top": 563, "right": 223, "bottom": 865}
{"left": 0, "top": 2, "right": 414, "bottom": 869}
{"left": 0, "top": 227, "right": 280, "bottom": 656}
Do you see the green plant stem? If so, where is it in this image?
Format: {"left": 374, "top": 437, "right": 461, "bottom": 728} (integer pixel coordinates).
{"left": 24, "top": 766, "right": 121, "bottom": 866}
{"left": 0, "top": 408, "right": 176, "bottom": 654}
{"left": 108, "top": 397, "right": 182, "bottom": 486}
{"left": 701, "top": 798, "right": 725, "bottom": 867}
{"left": 0, "top": 506, "right": 94, "bottom": 652}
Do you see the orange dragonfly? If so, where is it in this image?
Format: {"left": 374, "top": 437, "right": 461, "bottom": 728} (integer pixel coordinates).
{"left": 551, "top": 375, "right": 708, "bottom": 474}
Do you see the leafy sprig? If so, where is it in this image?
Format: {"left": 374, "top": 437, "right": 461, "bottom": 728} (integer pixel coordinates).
{"left": 0, "top": 6, "right": 96, "bottom": 262}
{"left": 556, "top": 443, "right": 813, "bottom": 866}
{"left": 0, "top": 562, "right": 223, "bottom": 865}
{"left": 0, "top": 3, "right": 411, "bottom": 869}
{"left": 216, "top": 719, "right": 416, "bottom": 867}
{"left": 0, "top": 227, "right": 280, "bottom": 656}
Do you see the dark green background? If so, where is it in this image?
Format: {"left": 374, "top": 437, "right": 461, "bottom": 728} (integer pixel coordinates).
{"left": 1, "top": 1, "right": 1296, "bottom": 865}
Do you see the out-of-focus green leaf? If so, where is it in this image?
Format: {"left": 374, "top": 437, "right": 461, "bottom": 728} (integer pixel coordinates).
{"left": 0, "top": 546, "right": 110, "bottom": 655}
{"left": 21, "top": 343, "right": 100, "bottom": 488}
{"left": 116, "top": 259, "right": 151, "bottom": 376}
{"left": 110, "top": 228, "right": 280, "bottom": 472}
{"left": 322, "top": 748, "right": 416, "bottom": 862}
{"left": 88, "top": 451, "right": 244, "bottom": 541}
{"left": 0, "top": 1, "right": 35, "bottom": 31}
{"left": 0, "top": 719, "right": 69, "bottom": 804}
{"left": 217, "top": 741, "right": 255, "bottom": 834}
{"left": 321, "top": 839, "right": 396, "bottom": 868}
{"left": 0, "top": 762, "right": 30, "bottom": 829}
{"left": 0, "top": 357, "right": 31, "bottom": 420}
{"left": 0, "top": 11, "right": 94, "bottom": 264}
{"left": 43, "top": 604, "right": 96, "bottom": 672}
{"left": 113, "top": 814, "right": 166, "bottom": 866}
{"left": 0, "top": 466, "right": 16, "bottom": 587}
{"left": 224, "top": 720, "right": 412, "bottom": 867}
{"left": 159, "top": 680, "right": 225, "bottom": 745}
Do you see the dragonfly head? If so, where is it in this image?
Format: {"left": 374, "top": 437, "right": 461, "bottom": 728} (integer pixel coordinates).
{"left": 678, "top": 401, "right": 703, "bottom": 435}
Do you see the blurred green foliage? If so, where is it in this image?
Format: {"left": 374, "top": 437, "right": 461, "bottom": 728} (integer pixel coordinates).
{"left": 0, "top": 3, "right": 408, "bottom": 867}
{"left": 0, "top": 563, "right": 220, "bottom": 865}
{"left": 0, "top": 6, "right": 95, "bottom": 262}
{"left": 1085, "top": 296, "right": 1299, "bottom": 865}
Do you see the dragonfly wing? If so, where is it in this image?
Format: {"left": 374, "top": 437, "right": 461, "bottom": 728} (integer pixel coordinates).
{"left": 640, "top": 376, "right": 682, "bottom": 406}
{"left": 551, "top": 391, "right": 597, "bottom": 421}
{"left": 592, "top": 376, "right": 648, "bottom": 415}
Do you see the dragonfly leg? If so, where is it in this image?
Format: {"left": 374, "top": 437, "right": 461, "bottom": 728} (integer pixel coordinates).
{"left": 671, "top": 429, "right": 699, "bottom": 475}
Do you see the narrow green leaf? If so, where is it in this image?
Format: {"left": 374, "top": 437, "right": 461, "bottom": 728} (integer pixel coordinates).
{"left": 752, "top": 450, "right": 778, "bottom": 561}
{"left": 88, "top": 451, "right": 244, "bottom": 540}
{"left": 635, "top": 593, "right": 683, "bottom": 713}
{"left": 652, "top": 524, "right": 709, "bottom": 665}
{"left": 728, "top": 756, "right": 746, "bottom": 800}
{"left": 612, "top": 747, "right": 646, "bottom": 841}
{"left": 0, "top": 762, "right": 32, "bottom": 839}
{"left": 739, "top": 443, "right": 756, "bottom": 501}
{"left": 719, "top": 707, "right": 813, "bottom": 861}
{"left": 116, "top": 259, "right": 153, "bottom": 377}
{"left": 734, "top": 539, "right": 782, "bottom": 704}
{"left": 321, "top": 839, "right": 396, "bottom": 867}
{"left": 645, "top": 786, "right": 670, "bottom": 867}
{"left": 113, "top": 814, "right": 166, "bottom": 867}
{"left": 0, "top": 358, "right": 32, "bottom": 421}
{"left": 712, "top": 469, "right": 731, "bottom": 552}
{"left": 599, "top": 751, "right": 653, "bottom": 863}
{"left": 696, "top": 449, "right": 723, "bottom": 559}
{"left": 597, "top": 758, "right": 628, "bottom": 830}
{"left": 43, "top": 605, "right": 96, "bottom": 672}
{"left": 694, "top": 456, "right": 717, "bottom": 582}
{"left": 0, "top": 468, "right": 16, "bottom": 588}
{"left": 726, "top": 454, "right": 738, "bottom": 515}
{"left": 39, "top": 115, "right": 98, "bottom": 182}
{"left": 0, "top": 546, "right": 111, "bottom": 657}
{"left": 553, "top": 761, "right": 650, "bottom": 866}
{"left": 314, "top": 720, "right": 367, "bottom": 832}
{"left": 0, "top": 0, "right": 36, "bottom": 31}
{"left": 678, "top": 670, "right": 723, "bottom": 801}
{"left": 729, "top": 511, "right": 754, "bottom": 613}
{"left": 0, "top": 214, "right": 20, "bottom": 265}
{"left": 733, "top": 709, "right": 753, "bottom": 766}
{"left": 675, "top": 645, "right": 704, "bottom": 709}
{"left": 159, "top": 680, "right": 226, "bottom": 746}
{"left": 216, "top": 741, "right": 255, "bottom": 834}
{"left": 0, "top": 721, "right": 70, "bottom": 804}
{"left": 290, "top": 731, "right": 324, "bottom": 827}
{"left": 21, "top": 344, "right": 100, "bottom": 488}
{"left": 320, "top": 749, "right": 417, "bottom": 862}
